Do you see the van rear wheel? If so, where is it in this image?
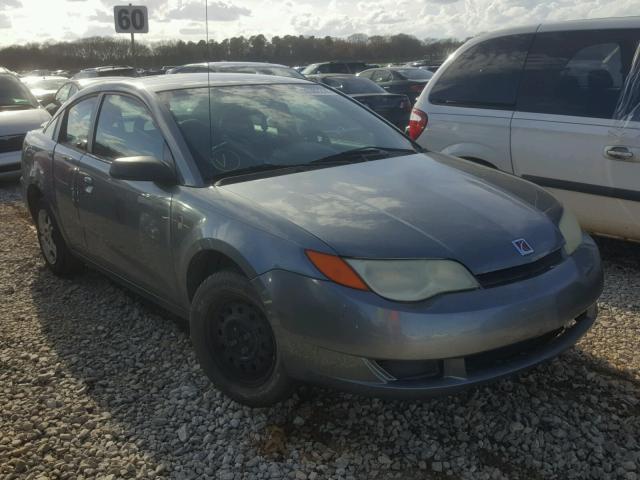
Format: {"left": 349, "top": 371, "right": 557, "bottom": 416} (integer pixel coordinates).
{"left": 190, "top": 271, "right": 293, "bottom": 407}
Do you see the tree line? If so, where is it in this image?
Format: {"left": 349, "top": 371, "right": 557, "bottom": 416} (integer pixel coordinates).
{"left": 0, "top": 34, "right": 463, "bottom": 71}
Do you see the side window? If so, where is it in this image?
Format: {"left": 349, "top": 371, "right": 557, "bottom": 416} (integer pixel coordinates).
{"left": 55, "top": 84, "right": 71, "bottom": 104}
{"left": 430, "top": 34, "right": 533, "bottom": 108}
{"left": 359, "top": 70, "right": 373, "bottom": 79}
{"left": 67, "top": 84, "right": 78, "bottom": 100}
{"left": 44, "top": 115, "right": 60, "bottom": 139}
{"left": 517, "top": 30, "right": 640, "bottom": 119}
{"left": 60, "top": 96, "right": 98, "bottom": 150}
{"left": 372, "top": 70, "right": 392, "bottom": 82}
{"left": 93, "top": 94, "right": 165, "bottom": 162}
{"left": 332, "top": 63, "right": 349, "bottom": 74}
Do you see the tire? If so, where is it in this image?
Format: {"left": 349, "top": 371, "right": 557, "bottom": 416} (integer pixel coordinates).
{"left": 35, "top": 200, "right": 82, "bottom": 276}
{"left": 190, "top": 271, "right": 293, "bottom": 407}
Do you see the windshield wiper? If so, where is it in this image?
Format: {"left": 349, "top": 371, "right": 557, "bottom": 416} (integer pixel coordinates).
{"left": 212, "top": 147, "right": 418, "bottom": 184}
{"left": 212, "top": 163, "right": 313, "bottom": 184}
{"left": 309, "top": 146, "right": 417, "bottom": 165}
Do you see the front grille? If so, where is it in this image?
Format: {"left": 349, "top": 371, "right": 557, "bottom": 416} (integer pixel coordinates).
{"left": 476, "top": 249, "right": 564, "bottom": 288}
{"left": 0, "top": 134, "right": 25, "bottom": 154}
{"left": 465, "top": 327, "right": 564, "bottom": 374}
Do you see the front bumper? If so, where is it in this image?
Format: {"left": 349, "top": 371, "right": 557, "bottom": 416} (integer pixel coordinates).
{"left": 252, "top": 236, "right": 603, "bottom": 397}
{"left": 0, "top": 151, "right": 21, "bottom": 181}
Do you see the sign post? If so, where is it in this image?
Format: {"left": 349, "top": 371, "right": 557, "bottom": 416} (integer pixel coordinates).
{"left": 114, "top": 5, "right": 149, "bottom": 66}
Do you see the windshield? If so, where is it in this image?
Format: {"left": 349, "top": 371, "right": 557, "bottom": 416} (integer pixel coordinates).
{"left": 158, "top": 83, "right": 416, "bottom": 182}
{"left": 22, "top": 78, "right": 67, "bottom": 90}
{"left": 0, "top": 75, "right": 38, "bottom": 109}
{"left": 214, "top": 66, "right": 305, "bottom": 80}
{"left": 322, "top": 76, "right": 385, "bottom": 94}
{"left": 395, "top": 68, "right": 433, "bottom": 80}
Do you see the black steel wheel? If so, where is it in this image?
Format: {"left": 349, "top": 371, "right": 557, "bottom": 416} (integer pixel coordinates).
{"left": 190, "top": 270, "right": 293, "bottom": 406}
{"left": 207, "top": 301, "right": 276, "bottom": 385}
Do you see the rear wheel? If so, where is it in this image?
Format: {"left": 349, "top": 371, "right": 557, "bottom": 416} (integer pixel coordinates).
{"left": 35, "top": 201, "right": 82, "bottom": 276}
{"left": 190, "top": 271, "right": 293, "bottom": 407}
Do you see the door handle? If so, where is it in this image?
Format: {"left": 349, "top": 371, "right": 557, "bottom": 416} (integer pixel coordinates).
{"left": 82, "top": 175, "right": 94, "bottom": 194}
{"left": 604, "top": 146, "right": 635, "bottom": 161}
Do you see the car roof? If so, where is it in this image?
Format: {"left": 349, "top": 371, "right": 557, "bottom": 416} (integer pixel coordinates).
{"left": 182, "top": 61, "right": 293, "bottom": 69}
{"left": 73, "top": 76, "right": 130, "bottom": 87}
{"left": 307, "top": 74, "right": 365, "bottom": 82}
{"left": 473, "top": 15, "right": 640, "bottom": 40}
{"left": 78, "top": 72, "right": 311, "bottom": 94}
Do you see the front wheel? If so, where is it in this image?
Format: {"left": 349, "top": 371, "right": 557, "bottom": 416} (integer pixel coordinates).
{"left": 190, "top": 271, "right": 293, "bottom": 407}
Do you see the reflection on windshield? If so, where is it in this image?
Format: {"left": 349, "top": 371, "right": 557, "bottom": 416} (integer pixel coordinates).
{"left": 158, "top": 83, "right": 415, "bottom": 181}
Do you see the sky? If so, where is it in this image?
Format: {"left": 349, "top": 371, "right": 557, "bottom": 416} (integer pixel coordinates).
{"left": 0, "top": 0, "right": 638, "bottom": 47}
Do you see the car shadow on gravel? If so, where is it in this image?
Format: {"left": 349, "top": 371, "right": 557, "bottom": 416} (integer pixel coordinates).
{"left": 27, "top": 245, "right": 640, "bottom": 480}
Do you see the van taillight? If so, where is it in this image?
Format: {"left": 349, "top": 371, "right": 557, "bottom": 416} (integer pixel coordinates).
{"left": 408, "top": 108, "right": 428, "bottom": 140}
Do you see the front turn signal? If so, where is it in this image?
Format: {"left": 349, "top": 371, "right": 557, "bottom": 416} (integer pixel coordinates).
{"left": 305, "top": 250, "right": 369, "bottom": 291}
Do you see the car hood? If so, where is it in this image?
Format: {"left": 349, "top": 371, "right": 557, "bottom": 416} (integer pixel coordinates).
{"left": 220, "top": 153, "right": 564, "bottom": 274}
{"left": 0, "top": 108, "right": 50, "bottom": 136}
{"left": 31, "top": 88, "right": 57, "bottom": 98}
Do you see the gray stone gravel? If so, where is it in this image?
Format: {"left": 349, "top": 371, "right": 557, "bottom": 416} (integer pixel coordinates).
{"left": 1, "top": 180, "right": 639, "bottom": 479}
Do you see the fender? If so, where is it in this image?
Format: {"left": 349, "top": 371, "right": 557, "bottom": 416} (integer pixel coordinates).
{"left": 439, "top": 142, "right": 505, "bottom": 171}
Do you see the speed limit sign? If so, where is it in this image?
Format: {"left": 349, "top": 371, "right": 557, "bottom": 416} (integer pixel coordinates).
{"left": 114, "top": 5, "right": 148, "bottom": 33}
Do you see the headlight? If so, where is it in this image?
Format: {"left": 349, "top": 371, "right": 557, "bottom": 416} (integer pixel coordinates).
{"left": 345, "top": 259, "right": 479, "bottom": 302}
{"left": 558, "top": 208, "right": 582, "bottom": 255}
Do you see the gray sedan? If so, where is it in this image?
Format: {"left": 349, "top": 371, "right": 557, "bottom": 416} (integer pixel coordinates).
{"left": 21, "top": 74, "right": 603, "bottom": 406}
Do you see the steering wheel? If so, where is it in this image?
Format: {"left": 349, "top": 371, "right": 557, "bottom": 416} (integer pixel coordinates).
{"left": 210, "top": 138, "right": 260, "bottom": 172}
{"left": 301, "top": 128, "right": 332, "bottom": 145}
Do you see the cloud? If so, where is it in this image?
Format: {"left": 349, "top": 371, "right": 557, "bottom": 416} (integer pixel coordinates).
{"left": 0, "top": 13, "right": 10, "bottom": 28}
{"left": 81, "top": 24, "right": 116, "bottom": 37}
{"left": 89, "top": 10, "right": 112, "bottom": 23}
{"left": 179, "top": 25, "right": 206, "bottom": 36}
{"left": 0, "top": 0, "right": 21, "bottom": 8}
{"left": 166, "top": 0, "right": 250, "bottom": 22}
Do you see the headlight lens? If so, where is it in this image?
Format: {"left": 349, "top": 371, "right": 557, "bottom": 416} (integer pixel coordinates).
{"left": 558, "top": 208, "right": 582, "bottom": 255}
{"left": 345, "top": 259, "right": 479, "bottom": 302}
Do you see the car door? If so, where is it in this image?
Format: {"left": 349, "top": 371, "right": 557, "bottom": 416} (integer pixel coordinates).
{"left": 512, "top": 28, "right": 640, "bottom": 240}
{"left": 52, "top": 95, "right": 99, "bottom": 250}
{"left": 76, "top": 92, "right": 177, "bottom": 298}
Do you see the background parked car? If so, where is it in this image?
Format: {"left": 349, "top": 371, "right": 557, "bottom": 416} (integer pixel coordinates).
{"left": 21, "top": 76, "right": 68, "bottom": 106}
{"left": 0, "top": 72, "right": 50, "bottom": 180}
{"left": 43, "top": 77, "right": 127, "bottom": 115}
{"left": 411, "top": 17, "right": 640, "bottom": 242}
{"left": 405, "top": 60, "right": 441, "bottom": 72}
{"left": 359, "top": 67, "right": 433, "bottom": 103}
{"left": 73, "top": 66, "right": 137, "bottom": 79}
{"left": 22, "top": 69, "right": 51, "bottom": 77}
{"left": 307, "top": 73, "right": 411, "bottom": 128}
{"left": 302, "top": 61, "right": 378, "bottom": 75}
{"left": 166, "top": 62, "right": 305, "bottom": 79}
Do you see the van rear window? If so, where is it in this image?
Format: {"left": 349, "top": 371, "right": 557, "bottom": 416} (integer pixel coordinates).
{"left": 429, "top": 34, "right": 532, "bottom": 109}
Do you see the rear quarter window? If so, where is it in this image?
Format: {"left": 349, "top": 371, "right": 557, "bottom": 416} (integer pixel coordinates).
{"left": 517, "top": 29, "right": 640, "bottom": 119}
{"left": 429, "top": 34, "right": 533, "bottom": 109}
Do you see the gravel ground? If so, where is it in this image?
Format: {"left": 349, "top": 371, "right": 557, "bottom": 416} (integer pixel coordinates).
{"left": 1, "top": 181, "right": 639, "bottom": 480}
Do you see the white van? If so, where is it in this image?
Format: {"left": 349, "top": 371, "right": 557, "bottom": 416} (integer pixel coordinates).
{"left": 411, "top": 17, "right": 640, "bottom": 241}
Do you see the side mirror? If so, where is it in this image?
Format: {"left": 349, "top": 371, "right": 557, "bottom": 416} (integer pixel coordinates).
{"left": 45, "top": 103, "right": 59, "bottom": 116}
{"left": 109, "top": 156, "right": 176, "bottom": 184}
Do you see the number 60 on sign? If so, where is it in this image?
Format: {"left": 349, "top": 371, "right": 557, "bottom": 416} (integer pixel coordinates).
{"left": 114, "top": 5, "right": 149, "bottom": 33}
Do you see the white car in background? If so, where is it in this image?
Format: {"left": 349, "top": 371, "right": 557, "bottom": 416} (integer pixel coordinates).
{"left": 410, "top": 17, "right": 640, "bottom": 242}
{"left": 0, "top": 72, "right": 50, "bottom": 181}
